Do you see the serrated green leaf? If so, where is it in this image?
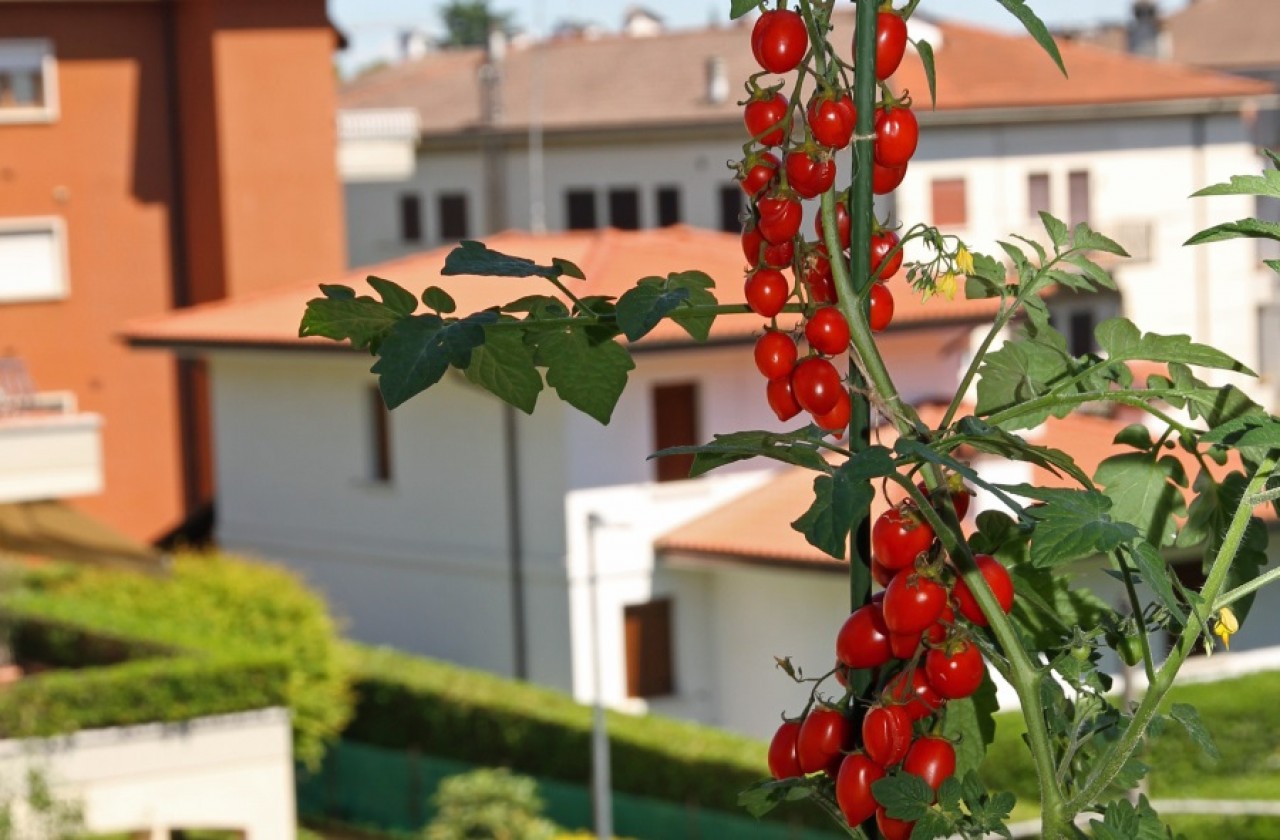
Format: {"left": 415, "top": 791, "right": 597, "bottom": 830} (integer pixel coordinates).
{"left": 319, "top": 283, "right": 355, "bottom": 300}
{"left": 1040, "top": 212, "right": 1069, "bottom": 250}
{"left": 736, "top": 777, "right": 817, "bottom": 818}
{"left": 553, "top": 257, "right": 585, "bottom": 280}
{"left": 975, "top": 329, "right": 1081, "bottom": 428}
{"left": 792, "top": 459, "right": 880, "bottom": 560}
{"left": 916, "top": 39, "right": 937, "bottom": 107}
{"left": 365, "top": 276, "right": 418, "bottom": 315}
{"left": 372, "top": 312, "right": 494, "bottom": 408}
{"left": 1063, "top": 252, "right": 1118, "bottom": 290}
{"left": 299, "top": 293, "right": 401, "bottom": 351}
{"left": 940, "top": 671, "right": 998, "bottom": 777}
{"left": 1177, "top": 468, "right": 1270, "bottom": 624}
{"left": 954, "top": 415, "right": 1092, "bottom": 486}
{"left": 537, "top": 328, "right": 634, "bottom": 424}
{"left": 1095, "top": 453, "right": 1186, "bottom": 547}
{"left": 502, "top": 294, "right": 569, "bottom": 317}
{"left": 1201, "top": 413, "right": 1280, "bottom": 451}
{"left": 1020, "top": 487, "right": 1137, "bottom": 567}
{"left": 1191, "top": 167, "right": 1280, "bottom": 199}
{"left": 909, "top": 810, "right": 952, "bottom": 840}
{"left": 995, "top": 0, "right": 1066, "bottom": 76}
{"left": 666, "top": 270, "right": 719, "bottom": 342}
{"left": 421, "top": 285, "right": 456, "bottom": 314}
{"left": 1114, "top": 424, "right": 1155, "bottom": 451}
{"left": 1095, "top": 319, "right": 1251, "bottom": 374}
{"left": 1169, "top": 702, "right": 1220, "bottom": 762}
{"left": 937, "top": 777, "right": 963, "bottom": 813}
{"left": 1126, "top": 541, "right": 1187, "bottom": 627}
{"left": 462, "top": 323, "right": 543, "bottom": 413}
{"left": 895, "top": 439, "right": 1029, "bottom": 518}
{"left": 1186, "top": 217, "right": 1280, "bottom": 248}
{"left": 1070, "top": 224, "right": 1129, "bottom": 257}
{"left": 729, "top": 0, "right": 757, "bottom": 20}
{"left": 442, "top": 240, "right": 564, "bottom": 280}
{"left": 653, "top": 427, "right": 848, "bottom": 477}
{"left": 616, "top": 278, "right": 690, "bottom": 341}
{"left": 871, "top": 773, "right": 934, "bottom": 821}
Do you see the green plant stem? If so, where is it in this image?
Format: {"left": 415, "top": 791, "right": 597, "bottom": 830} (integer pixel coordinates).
{"left": 986, "top": 391, "right": 1201, "bottom": 438}
{"left": 1114, "top": 549, "right": 1157, "bottom": 686}
{"left": 1214, "top": 561, "right": 1280, "bottom": 611}
{"left": 1067, "top": 453, "right": 1278, "bottom": 813}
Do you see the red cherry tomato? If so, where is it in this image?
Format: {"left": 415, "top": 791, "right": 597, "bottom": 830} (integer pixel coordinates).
{"left": 888, "top": 629, "right": 921, "bottom": 660}
{"left": 876, "top": 807, "right": 915, "bottom": 840}
{"left": 815, "top": 201, "right": 852, "bottom": 250}
{"left": 744, "top": 92, "right": 789, "bottom": 147}
{"left": 883, "top": 572, "right": 948, "bottom": 635}
{"left": 804, "top": 306, "right": 850, "bottom": 356}
{"left": 790, "top": 356, "right": 842, "bottom": 416}
{"left": 874, "top": 104, "right": 919, "bottom": 167}
{"left": 883, "top": 668, "right": 944, "bottom": 721}
{"left": 756, "top": 193, "right": 803, "bottom": 244}
{"left": 869, "top": 282, "right": 894, "bottom": 332}
{"left": 835, "top": 753, "right": 883, "bottom": 827}
{"left": 807, "top": 94, "right": 856, "bottom": 150}
{"left": 836, "top": 602, "right": 891, "bottom": 670}
{"left": 925, "top": 603, "right": 955, "bottom": 646}
{"left": 739, "top": 151, "right": 780, "bottom": 198}
{"left": 785, "top": 150, "right": 837, "bottom": 199}
{"left": 797, "top": 707, "right": 850, "bottom": 777}
{"left": 754, "top": 330, "right": 798, "bottom": 380}
{"left": 903, "top": 735, "right": 957, "bottom": 800}
{"left": 870, "top": 229, "right": 903, "bottom": 281}
{"left": 751, "top": 9, "right": 809, "bottom": 74}
{"left": 925, "top": 639, "right": 986, "bottom": 700}
{"left": 952, "top": 554, "right": 1015, "bottom": 626}
{"left": 767, "top": 720, "right": 804, "bottom": 779}
{"left": 917, "top": 475, "right": 973, "bottom": 520}
{"left": 872, "top": 505, "right": 934, "bottom": 571}
{"left": 804, "top": 249, "right": 837, "bottom": 304}
{"left": 873, "top": 11, "right": 909, "bottom": 80}
{"left": 871, "top": 557, "right": 896, "bottom": 588}
{"left": 744, "top": 268, "right": 789, "bottom": 318}
{"left": 766, "top": 376, "right": 802, "bottom": 422}
{"left": 872, "top": 161, "right": 908, "bottom": 194}
{"left": 814, "top": 388, "right": 851, "bottom": 435}
{"left": 862, "top": 704, "right": 913, "bottom": 769}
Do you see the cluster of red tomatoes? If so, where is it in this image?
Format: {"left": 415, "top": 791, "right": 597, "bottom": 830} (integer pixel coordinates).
{"left": 766, "top": 479, "right": 1015, "bottom": 837}
{"left": 741, "top": 7, "right": 920, "bottom": 431}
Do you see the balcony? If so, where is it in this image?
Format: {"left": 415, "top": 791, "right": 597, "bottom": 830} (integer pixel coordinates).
{"left": 0, "top": 360, "right": 103, "bottom": 504}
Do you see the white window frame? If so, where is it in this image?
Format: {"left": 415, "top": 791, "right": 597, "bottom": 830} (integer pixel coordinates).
{"left": 0, "top": 39, "right": 59, "bottom": 125}
{"left": 0, "top": 216, "right": 70, "bottom": 303}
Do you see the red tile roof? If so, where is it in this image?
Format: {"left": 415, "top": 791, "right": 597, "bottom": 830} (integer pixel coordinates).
{"left": 339, "top": 14, "right": 1273, "bottom": 137}
{"left": 122, "top": 226, "right": 998, "bottom": 351}
{"left": 1165, "top": 0, "right": 1280, "bottom": 72}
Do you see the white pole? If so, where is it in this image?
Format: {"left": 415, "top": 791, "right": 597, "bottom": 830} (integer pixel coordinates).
{"left": 586, "top": 512, "right": 613, "bottom": 840}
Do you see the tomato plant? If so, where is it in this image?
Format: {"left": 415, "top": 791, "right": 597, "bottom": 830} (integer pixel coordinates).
{"left": 302, "top": 2, "right": 1280, "bottom": 837}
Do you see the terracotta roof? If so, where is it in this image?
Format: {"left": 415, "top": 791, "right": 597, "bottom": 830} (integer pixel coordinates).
{"left": 655, "top": 400, "right": 1269, "bottom": 569}
{"left": 339, "top": 13, "right": 1273, "bottom": 137}
{"left": 1165, "top": 0, "right": 1280, "bottom": 71}
{"left": 121, "top": 226, "right": 998, "bottom": 351}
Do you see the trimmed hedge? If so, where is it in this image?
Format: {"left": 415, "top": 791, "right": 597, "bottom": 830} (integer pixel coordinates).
{"left": 0, "top": 552, "right": 352, "bottom": 767}
{"left": 342, "top": 644, "right": 807, "bottom": 823}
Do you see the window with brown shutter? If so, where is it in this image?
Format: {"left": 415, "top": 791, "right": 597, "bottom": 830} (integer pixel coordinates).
{"left": 624, "top": 598, "right": 674, "bottom": 698}
{"left": 1028, "top": 172, "right": 1051, "bottom": 220}
{"left": 930, "top": 178, "right": 967, "bottom": 228}
{"left": 608, "top": 188, "right": 641, "bottom": 230}
{"left": 652, "top": 383, "right": 699, "bottom": 482}
{"left": 1068, "top": 170, "right": 1091, "bottom": 228}
{"left": 367, "top": 385, "right": 393, "bottom": 483}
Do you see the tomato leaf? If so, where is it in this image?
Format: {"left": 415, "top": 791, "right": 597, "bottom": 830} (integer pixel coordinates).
{"left": 1125, "top": 541, "right": 1187, "bottom": 627}
{"left": 553, "top": 257, "right": 586, "bottom": 280}
{"left": 1040, "top": 212, "right": 1069, "bottom": 251}
{"left": 974, "top": 329, "right": 1083, "bottom": 428}
{"left": 461, "top": 322, "right": 543, "bottom": 414}
{"left": 1090, "top": 795, "right": 1170, "bottom": 840}
{"left": 371, "top": 312, "right": 495, "bottom": 409}
{"left": 1063, "top": 253, "right": 1118, "bottom": 291}
{"left": 1095, "top": 453, "right": 1187, "bottom": 548}
{"left": 364, "top": 276, "right": 418, "bottom": 315}
{"left": 871, "top": 773, "right": 933, "bottom": 821}
{"left": 299, "top": 292, "right": 402, "bottom": 351}
{"left": 953, "top": 416, "right": 1092, "bottom": 487}
{"left": 420, "top": 285, "right": 457, "bottom": 315}
{"left": 666, "top": 270, "right": 719, "bottom": 342}
{"left": 1169, "top": 702, "right": 1221, "bottom": 762}
{"left": 1095, "top": 318, "right": 1251, "bottom": 374}
{"left": 1191, "top": 166, "right": 1280, "bottom": 200}
{"left": 737, "top": 777, "right": 818, "bottom": 818}
{"left": 653, "top": 427, "right": 847, "bottom": 478}
{"left": 915, "top": 39, "right": 937, "bottom": 107}
{"left": 1007, "top": 486, "right": 1137, "bottom": 567}
{"left": 616, "top": 277, "right": 691, "bottom": 341}
{"left": 1070, "top": 223, "right": 1129, "bottom": 257}
{"left": 728, "top": 0, "right": 758, "bottom": 21}
{"left": 1187, "top": 217, "right": 1280, "bottom": 247}
{"left": 442, "top": 240, "right": 568, "bottom": 280}
{"left": 940, "top": 671, "right": 999, "bottom": 778}
{"left": 792, "top": 457, "right": 883, "bottom": 560}
{"left": 994, "top": 0, "right": 1066, "bottom": 77}
{"left": 536, "top": 328, "right": 634, "bottom": 424}
{"left": 1178, "top": 470, "right": 1271, "bottom": 624}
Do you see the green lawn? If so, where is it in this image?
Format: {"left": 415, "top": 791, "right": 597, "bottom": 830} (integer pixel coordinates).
{"left": 980, "top": 668, "right": 1280, "bottom": 828}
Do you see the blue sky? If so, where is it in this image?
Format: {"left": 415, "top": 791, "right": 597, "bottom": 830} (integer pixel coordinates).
{"left": 329, "top": 0, "right": 1191, "bottom": 77}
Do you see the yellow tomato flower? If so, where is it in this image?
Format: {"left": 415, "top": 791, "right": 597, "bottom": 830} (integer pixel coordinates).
{"left": 935, "top": 271, "right": 959, "bottom": 301}
{"left": 1212, "top": 606, "right": 1239, "bottom": 650}
{"left": 955, "top": 246, "right": 975, "bottom": 275}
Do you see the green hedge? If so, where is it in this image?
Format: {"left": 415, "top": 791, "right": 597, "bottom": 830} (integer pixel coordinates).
{"left": 341, "top": 644, "right": 815, "bottom": 825}
{"left": 0, "top": 552, "right": 352, "bottom": 767}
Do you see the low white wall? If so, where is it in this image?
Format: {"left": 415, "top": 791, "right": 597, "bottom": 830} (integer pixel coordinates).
{"left": 0, "top": 708, "right": 296, "bottom": 839}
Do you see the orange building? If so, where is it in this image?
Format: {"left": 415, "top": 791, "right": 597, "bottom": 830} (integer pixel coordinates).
{"left": 0, "top": 0, "right": 345, "bottom": 541}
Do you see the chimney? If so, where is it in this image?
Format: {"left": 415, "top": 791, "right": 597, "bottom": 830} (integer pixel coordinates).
{"left": 1127, "top": 0, "right": 1161, "bottom": 58}
{"left": 398, "top": 29, "right": 431, "bottom": 62}
{"left": 705, "top": 56, "right": 728, "bottom": 105}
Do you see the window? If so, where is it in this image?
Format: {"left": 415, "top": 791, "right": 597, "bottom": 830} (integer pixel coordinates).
{"left": 1068, "top": 170, "right": 1091, "bottom": 228}
{"left": 367, "top": 385, "right": 393, "bottom": 483}
{"left": 652, "top": 383, "right": 699, "bottom": 482}
{"left": 398, "top": 194, "right": 422, "bottom": 243}
{"left": 930, "top": 178, "right": 967, "bottom": 228}
{"left": 1028, "top": 172, "right": 1051, "bottom": 220}
{"left": 624, "top": 598, "right": 674, "bottom": 698}
{"left": 565, "top": 189, "right": 597, "bottom": 230}
{"left": 0, "top": 40, "right": 56, "bottom": 123}
{"left": 656, "top": 186, "right": 681, "bottom": 227}
{"left": 718, "top": 184, "right": 743, "bottom": 233}
{"left": 608, "top": 188, "right": 640, "bottom": 230}
{"left": 0, "top": 217, "right": 67, "bottom": 303}
{"left": 438, "top": 193, "right": 469, "bottom": 241}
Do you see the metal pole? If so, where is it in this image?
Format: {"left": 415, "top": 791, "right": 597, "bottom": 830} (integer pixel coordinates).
{"left": 586, "top": 512, "right": 613, "bottom": 840}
